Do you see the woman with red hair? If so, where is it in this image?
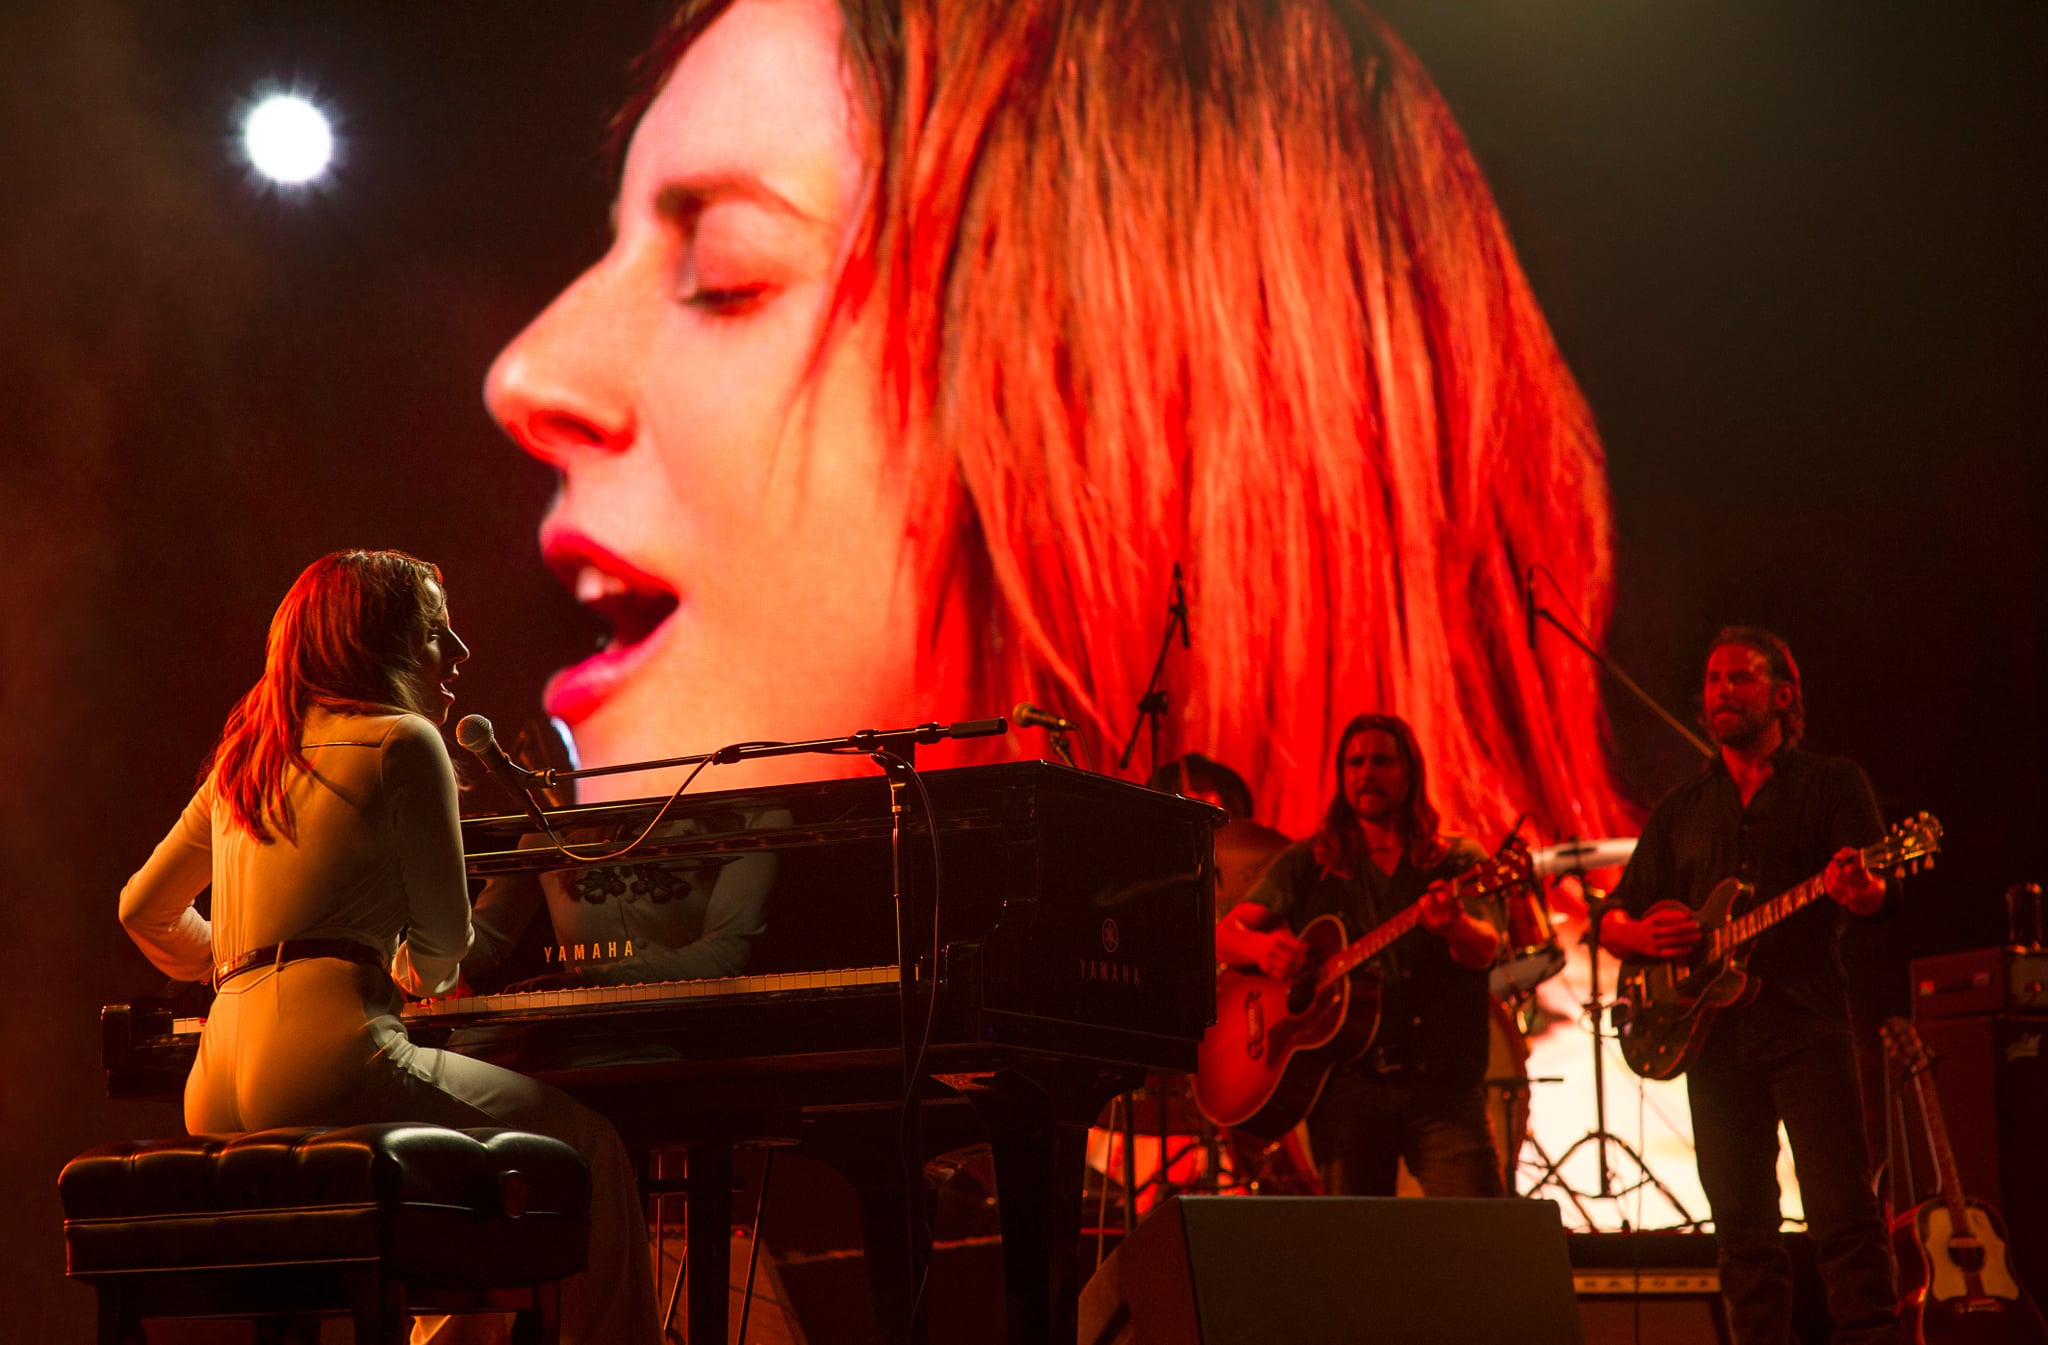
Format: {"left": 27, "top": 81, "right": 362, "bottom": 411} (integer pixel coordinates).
{"left": 118, "top": 550, "right": 658, "bottom": 1345}
{"left": 487, "top": 0, "right": 1627, "bottom": 845}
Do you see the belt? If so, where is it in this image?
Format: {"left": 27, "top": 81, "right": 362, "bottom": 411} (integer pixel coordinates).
{"left": 213, "top": 938, "right": 386, "bottom": 988}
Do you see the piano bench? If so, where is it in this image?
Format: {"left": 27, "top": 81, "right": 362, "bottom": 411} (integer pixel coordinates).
{"left": 59, "top": 1123, "right": 590, "bottom": 1345}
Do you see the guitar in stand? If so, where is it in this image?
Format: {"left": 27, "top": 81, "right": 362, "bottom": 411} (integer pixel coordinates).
{"left": 1882, "top": 1016, "right": 2048, "bottom": 1344}
{"left": 1614, "top": 812, "right": 1942, "bottom": 1080}
{"left": 1192, "top": 840, "right": 1535, "bottom": 1142}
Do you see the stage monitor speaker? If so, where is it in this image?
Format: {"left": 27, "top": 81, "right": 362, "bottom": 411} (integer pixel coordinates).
{"left": 1078, "top": 1196, "right": 1583, "bottom": 1345}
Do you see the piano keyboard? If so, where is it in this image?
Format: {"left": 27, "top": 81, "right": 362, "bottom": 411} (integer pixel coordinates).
{"left": 169, "top": 964, "right": 901, "bottom": 1036}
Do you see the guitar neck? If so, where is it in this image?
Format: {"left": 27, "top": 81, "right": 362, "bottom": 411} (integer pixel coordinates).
{"left": 1707, "top": 836, "right": 1885, "bottom": 962}
{"left": 1908, "top": 1063, "right": 1977, "bottom": 1235}
{"left": 1318, "top": 904, "right": 1425, "bottom": 986}
{"left": 1709, "top": 874, "right": 1827, "bottom": 962}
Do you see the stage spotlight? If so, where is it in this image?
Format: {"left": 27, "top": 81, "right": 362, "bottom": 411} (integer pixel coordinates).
{"left": 240, "top": 92, "right": 335, "bottom": 187}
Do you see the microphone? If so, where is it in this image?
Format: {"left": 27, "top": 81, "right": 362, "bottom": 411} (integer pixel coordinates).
{"left": 455, "top": 714, "right": 552, "bottom": 833}
{"left": 1012, "top": 702, "right": 1079, "bottom": 734}
{"left": 1523, "top": 565, "right": 1538, "bottom": 652}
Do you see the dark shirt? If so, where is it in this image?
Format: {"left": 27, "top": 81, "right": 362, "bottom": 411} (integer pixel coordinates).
{"left": 1243, "top": 835, "right": 1496, "bottom": 1086}
{"left": 1610, "top": 746, "right": 1884, "bottom": 1057}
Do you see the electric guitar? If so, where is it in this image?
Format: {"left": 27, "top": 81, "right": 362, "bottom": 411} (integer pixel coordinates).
{"left": 1614, "top": 812, "right": 1941, "bottom": 1080}
{"left": 1193, "top": 841, "right": 1534, "bottom": 1142}
{"left": 1883, "top": 1016, "right": 2048, "bottom": 1345}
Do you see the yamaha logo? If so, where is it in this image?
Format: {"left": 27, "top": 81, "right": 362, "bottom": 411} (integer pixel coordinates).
{"left": 1100, "top": 918, "right": 1120, "bottom": 953}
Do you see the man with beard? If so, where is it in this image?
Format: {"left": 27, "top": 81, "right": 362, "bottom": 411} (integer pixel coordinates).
{"left": 1605, "top": 627, "right": 1898, "bottom": 1345}
{"left": 1216, "top": 714, "right": 1505, "bottom": 1197}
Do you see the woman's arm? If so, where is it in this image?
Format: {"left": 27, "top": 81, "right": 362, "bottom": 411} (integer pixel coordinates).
{"left": 385, "top": 717, "right": 473, "bottom": 996}
{"left": 118, "top": 784, "right": 217, "bottom": 981}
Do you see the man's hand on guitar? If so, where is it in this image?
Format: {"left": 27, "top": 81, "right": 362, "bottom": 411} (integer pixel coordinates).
{"left": 1607, "top": 907, "right": 1701, "bottom": 960}
{"left": 1823, "top": 846, "right": 1886, "bottom": 915}
{"left": 1254, "top": 928, "right": 1310, "bottom": 981}
{"left": 1416, "top": 885, "right": 1461, "bottom": 933}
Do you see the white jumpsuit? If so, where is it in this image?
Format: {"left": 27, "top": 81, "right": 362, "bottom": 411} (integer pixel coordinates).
{"left": 118, "top": 707, "right": 659, "bottom": 1345}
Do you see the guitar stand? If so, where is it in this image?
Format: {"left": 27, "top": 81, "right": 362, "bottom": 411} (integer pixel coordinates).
{"left": 1521, "top": 893, "right": 1700, "bottom": 1229}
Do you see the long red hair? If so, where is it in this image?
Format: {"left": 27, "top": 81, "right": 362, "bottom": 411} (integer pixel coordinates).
{"left": 207, "top": 550, "right": 444, "bottom": 842}
{"left": 621, "top": 0, "right": 1630, "bottom": 842}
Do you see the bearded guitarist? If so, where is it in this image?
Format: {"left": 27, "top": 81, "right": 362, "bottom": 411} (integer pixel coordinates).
{"left": 1214, "top": 713, "right": 1505, "bottom": 1197}
{"left": 1605, "top": 628, "right": 1900, "bottom": 1345}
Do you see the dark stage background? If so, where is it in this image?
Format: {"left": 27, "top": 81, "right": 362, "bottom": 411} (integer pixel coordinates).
{"left": 2, "top": 2, "right": 2040, "bottom": 1335}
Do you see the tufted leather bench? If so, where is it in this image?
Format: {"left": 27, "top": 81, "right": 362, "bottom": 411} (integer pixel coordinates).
{"left": 61, "top": 1123, "right": 590, "bottom": 1344}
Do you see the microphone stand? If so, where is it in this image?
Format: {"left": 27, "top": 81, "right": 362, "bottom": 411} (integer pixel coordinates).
{"left": 524, "top": 718, "right": 1007, "bottom": 792}
{"left": 1116, "top": 562, "right": 1191, "bottom": 776}
{"left": 1530, "top": 584, "right": 1712, "bottom": 761}
{"left": 527, "top": 716, "right": 1006, "bottom": 1345}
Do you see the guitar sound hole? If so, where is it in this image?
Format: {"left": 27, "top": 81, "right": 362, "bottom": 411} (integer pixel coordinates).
{"left": 1286, "top": 979, "right": 1315, "bottom": 1016}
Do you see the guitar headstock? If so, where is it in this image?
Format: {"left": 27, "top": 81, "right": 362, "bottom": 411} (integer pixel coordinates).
{"left": 1868, "top": 811, "right": 1942, "bottom": 879}
{"left": 1459, "top": 837, "right": 1536, "bottom": 899}
{"left": 1880, "top": 1014, "right": 1935, "bottom": 1079}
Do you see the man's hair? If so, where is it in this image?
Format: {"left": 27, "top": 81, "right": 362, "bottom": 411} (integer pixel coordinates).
{"left": 1148, "top": 753, "right": 1254, "bottom": 822}
{"left": 1706, "top": 625, "right": 1806, "bottom": 749}
{"left": 207, "top": 549, "right": 445, "bottom": 842}
{"left": 1310, "top": 713, "right": 1444, "bottom": 876}
{"left": 616, "top": 0, "right": 1628, "bottom": 844}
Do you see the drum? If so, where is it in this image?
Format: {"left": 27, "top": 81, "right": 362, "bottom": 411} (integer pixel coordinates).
{"left": 1489, "top": 878, "right": 1565, "bottom": 998}
{"left": 1213, "top": 818, "right": 1291, "bottom": 916}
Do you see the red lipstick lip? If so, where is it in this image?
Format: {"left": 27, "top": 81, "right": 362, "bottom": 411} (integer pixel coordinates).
{"left": 538, "top": 529, "right": 680, "bottom": 725}
{"left": 540, "top": 529, "right": 673, "bottom": 597}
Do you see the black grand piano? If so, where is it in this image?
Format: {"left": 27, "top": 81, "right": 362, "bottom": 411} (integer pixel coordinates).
{"left": 104, "top": 761, "right": 1221, "bottom": 1344}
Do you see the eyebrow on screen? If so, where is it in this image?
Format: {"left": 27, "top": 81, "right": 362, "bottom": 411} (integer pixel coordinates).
{"left": 622, "top": 175, "right": 818, "bottom": 231}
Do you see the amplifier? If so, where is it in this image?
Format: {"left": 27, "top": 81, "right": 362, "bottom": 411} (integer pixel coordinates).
{"left": 1910, "top": 947, "right": 2048, "bottom": 1019}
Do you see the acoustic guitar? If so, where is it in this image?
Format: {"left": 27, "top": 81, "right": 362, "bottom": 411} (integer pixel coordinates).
{"left": 1614, "top": 812, "right": 1941, "bottom": 1080}
{"left": 1193, "top": 841, "right": 1534, "bottom": 1142}
{"left": 1882, "top": 1016, "right": 2047, "bottom": 1344}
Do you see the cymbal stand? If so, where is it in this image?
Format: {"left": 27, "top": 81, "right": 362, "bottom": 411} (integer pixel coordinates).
{"left": 1524, "top": 890, "right": 1697, "bottom": 1227}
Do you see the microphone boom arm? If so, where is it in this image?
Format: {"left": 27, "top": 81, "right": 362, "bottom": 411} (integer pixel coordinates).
{"left": 1533, "top": 602, "right": 1712, "bottom": 759}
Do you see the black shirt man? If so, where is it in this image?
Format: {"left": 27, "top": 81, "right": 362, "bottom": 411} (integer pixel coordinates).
{"left": 1606, "top": 628, "right": 1897, "bottom": 1345}
{"left": 1218, "top": 713, "right": 1505, "bottom": 1197}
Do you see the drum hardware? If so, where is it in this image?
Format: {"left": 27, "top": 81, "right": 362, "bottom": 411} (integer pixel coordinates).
{"left": 1099, "top": 1076, "right": 1247, "bottom": 1232}
{"left": 1519, "top": 887, "right": 1700, "bottom": 1227}
{"left": 1485, "top": 1070, "right": 1589, "bottom": 1217}
{"left": 1491, "top": 838, "right": 1633, "bottom": 1000}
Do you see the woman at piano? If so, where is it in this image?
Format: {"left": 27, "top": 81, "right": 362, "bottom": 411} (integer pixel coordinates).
{"left": 116, "top": 549, "right": 660, "bottom": 1345}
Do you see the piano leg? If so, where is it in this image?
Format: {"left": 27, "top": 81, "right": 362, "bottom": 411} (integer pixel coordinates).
{"left": 968, "top": 1065, "right": 1142, "bottom": 1345}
